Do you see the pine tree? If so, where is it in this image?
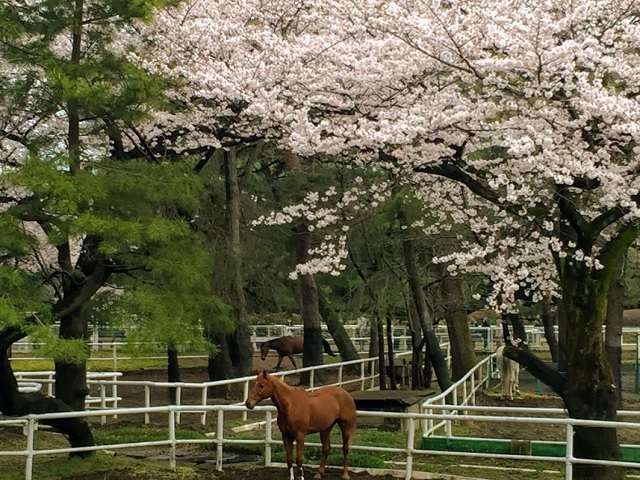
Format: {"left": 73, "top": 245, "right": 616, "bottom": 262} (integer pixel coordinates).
{"left": 0, "top": 0, "right": 224, "bottom": 452}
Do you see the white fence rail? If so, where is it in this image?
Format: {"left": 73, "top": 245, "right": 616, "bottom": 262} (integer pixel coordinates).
{"left": 421, "top": 353, "right": 494, "bottom": 437}
{"left": 5, "top": 403, "right": 640, "bottom": 480}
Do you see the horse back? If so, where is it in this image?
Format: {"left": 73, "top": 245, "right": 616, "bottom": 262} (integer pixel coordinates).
{"left": 308, "top": 386, "right": 355, "bottom": 416}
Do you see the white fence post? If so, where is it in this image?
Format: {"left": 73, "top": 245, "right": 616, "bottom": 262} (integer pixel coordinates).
{"left": 565, "top": 424, "right": 574, "bottom": 480}
{"left": 176, "top": 387, "right": 182, "bottom": 424}
{"left": 405, "top": 418, "right": 415, "bottom": 480}
{"left": 168, "top": 409, "right": 176, "bottom": 471}
{"left": 242, "top": 381, "right": 249, "bottom": 422}
{"left": 24, "top": 418, "right": 35, "bottom": 480}
{"left": 201, "top": 386, "right": 209, "bottom": 425}
{"left": 112, "top": 344, "right": 118, "bottom": 371}
{"left": 265, "top": 410, "right": 273, "bottom": 466}
{"left": 144, "top": 386, "right": 151, "bottom": 424}
{"left": 216, "top": 409, "right": 224, "bottom": 471}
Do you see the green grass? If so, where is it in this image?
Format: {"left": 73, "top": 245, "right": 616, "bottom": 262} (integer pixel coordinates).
{"left": 95, "top": 425, "right": 207, "bottom": 445}
{"left": 0, "top": 452, "right": 201, "bottom": 480}
{"left": 10, "top": 354, "right": 208, "bottom": 373}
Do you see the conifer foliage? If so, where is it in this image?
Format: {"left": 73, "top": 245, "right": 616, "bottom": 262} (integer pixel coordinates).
{"left": 0, "top": 0, "right": 219, "bottom": 451}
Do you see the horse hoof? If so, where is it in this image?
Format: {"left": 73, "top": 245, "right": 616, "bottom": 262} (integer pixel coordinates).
{"left": 314, "top": 474, "right": 322, "bottom": 479}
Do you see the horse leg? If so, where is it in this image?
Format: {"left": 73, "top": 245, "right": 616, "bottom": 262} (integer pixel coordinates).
{"left": 295, "top": 433, "right": 306, "bottom": 480}
{"left": 283, "top": 433, "right": 295, "bottom": 480}
{"left": 289, "top": 355, "right": 297, "bottom": 369}
{"left": 276, "top": 355, "right": 284, "bottom": 370}
{"left": 338, "top": 419, "right": 355, "bottom": 480}
{"left": 314, "top": 427, "right": 333, "bottom": 479}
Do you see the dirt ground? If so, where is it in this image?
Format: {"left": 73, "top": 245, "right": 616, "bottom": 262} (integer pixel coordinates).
{"left": 73, "top": 465, "right": 438, "bottom": 480}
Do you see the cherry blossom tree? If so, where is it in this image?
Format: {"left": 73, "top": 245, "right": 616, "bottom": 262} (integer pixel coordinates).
{"left": 136, "top": 1, "right": 640, "bottom": 477}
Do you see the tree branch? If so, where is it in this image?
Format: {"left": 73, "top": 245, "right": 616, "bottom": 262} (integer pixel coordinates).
{"left": 503, "top": 345, "right": 566, "bottom": 398}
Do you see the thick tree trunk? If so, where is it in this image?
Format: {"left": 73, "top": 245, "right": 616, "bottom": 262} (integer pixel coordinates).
{"left": 207, "top": 334, "right": 234, "bottom": 397}
{"left": 557, "top": 300, "right": 568, "bottom": 374}
{"left": 55, "top": 311, "right": 89, "bottom": 411}
{"left": 439, "top": 273, "right": 476, "bottom": 381}
{"left": 207, "top": 148, "right": 252, "bottom": 388}
{"left": 542, "top": 298, "right": 559, "bottom": 363}
{"left": 402, "top": 239, "right": 452, "bottom": 391}
{"left": 168, "top": 346, "right": 181, "bottom": 405}
{"left": 295, "top": 225, "right": 323, "bottom": 385}
{"left": 376, "top": 311, "right": 387, "bottom": 390}
{"left": 503, "top": 264, "right": 624, "bottom": 480}
{"left": 318, "top": 291, "right": 360, "bottom": 367}
{"left": 561, "top": 269, "right": 623, "bottom": 480}
{"left": 408, "top": 292, "right": 426, "bottom": 389}
{"left": 386, "top": 314, "right": 398, "bottom": 390}
{"left": 369, "top": 313, "right": 379, "bottom": 359}
{"left": 606, "top": 259, "right": 624, "bottom": 409}
{"left": 0, "top": 328, "right": 94, "bottom": 456}
{"left": 223, "top": 148, "right": 253, "bottom": 379}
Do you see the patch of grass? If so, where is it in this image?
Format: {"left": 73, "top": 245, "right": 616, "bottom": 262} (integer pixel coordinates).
{"left": 95, "top": 425, "right": 206, "bottom": 445}
{"left": 0, "top": 451, "right": 199, "bottom": 480}
{"left": 10, "top": 355, "right": 207, "bottom": 373}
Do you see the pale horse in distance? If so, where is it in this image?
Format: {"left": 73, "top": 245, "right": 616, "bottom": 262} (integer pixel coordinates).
{"left": 495, "top": 345, "right": 520, "bottom": 400}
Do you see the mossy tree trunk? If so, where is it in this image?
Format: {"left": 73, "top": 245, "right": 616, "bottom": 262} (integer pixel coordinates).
{"left": 0, "top": 327, "right": 94, "bottom": 455}
{"left": 439, "top": 273, "right": 476, "bottom": 381}
{"left": 606, "top": 258, "right": 624, "bottom": 409}
{"left": 402, "top": 239, "right": 451, "bottom": 391}
{"left": 168, "top": 345, "right": 181, "bottom": 404}
{"left": 506, "top": 261, "right": 625, "bottom": 480}
{"left": 318, "top": 291, "right": 360, "bottom": 369}
{"left": 295, "top": 225, "right": 324, "bottom": 385}
{"left": 542, "top": 297, "right": 559, "bottom": 363}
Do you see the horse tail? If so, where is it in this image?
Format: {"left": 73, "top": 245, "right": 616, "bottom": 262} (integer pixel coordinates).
{"left": 322, "top": 338, "right": 337, "bottom": 356}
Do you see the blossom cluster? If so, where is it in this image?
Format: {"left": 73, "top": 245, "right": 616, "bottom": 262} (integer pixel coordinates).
{"left": 128, "top": 0, "right": 640, "bottom": 305}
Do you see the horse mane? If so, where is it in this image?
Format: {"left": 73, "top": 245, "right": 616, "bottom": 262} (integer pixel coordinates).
{"left": 268, "top": 372, "right": 305, "bottom": 392}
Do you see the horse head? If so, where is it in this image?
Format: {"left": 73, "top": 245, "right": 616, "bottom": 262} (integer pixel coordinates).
{"left": 245, "top": 369, "right": 275, "bottom": 410}
{"left": 260, "top": 341, "right": 270, "bottom": 360}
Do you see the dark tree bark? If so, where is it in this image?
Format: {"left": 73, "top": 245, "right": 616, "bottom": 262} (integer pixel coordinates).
{"left": 541, "top": 297, "right": 559, "bottom": 363}
{"left": 557, "top": 300, "right": 568, "bottom": 373}
{"left": 402, "top": 239, "right": 452, "bottom": 391}
{"left": 606, "top": 258, "right": 624, "bottom": 409}
{"left": 439, "top": 272, "right": 476, "bottom": 381}
{"left": 504, "top": 265, "right": 624, "bottom": 480}
{"left": 386, "top": 313, "right": 398, "bottom": 390}
{"left": 407, "top": 292, "right": 426, "bottom": 389}
{"left": 55, "top": 311, "right": 90, "bottom": 411}
{"left": 295, "top": 225, "right": 324, "bottom": 385}
{"left": 207, "top": 148, "right": 252, "bottom": 389}
{"left": 168, "top": 346, "right": 181, "bottom": 405}
{"left": 223, "top": 148, "right": 253, "bottom": 378}
{"left": 318, "top": 291, "right": 360, "bottom": 369}
{"left": 376, "top": 310, "right": 387, "bottom": 390}
{"left": 502, "top": 312, "right": 527, "bottom": 346}
{"left": 0, "top": 327, "right": 94, "bottom": 456}
{"left": 207, "top": 335, "right": 234, "bottom": 397}
{"left": 368, "top": 311, "right": 379, "bottom": 359}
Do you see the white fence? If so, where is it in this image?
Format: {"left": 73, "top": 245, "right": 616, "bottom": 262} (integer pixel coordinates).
{"left": 9, "top": 323, "right": 415, "bottom": 368}
{"left": 6, "top": 402, "right": 640, "bottom": 480}
{"left": 4, "top": 346, "right": 640, "bottom": 480}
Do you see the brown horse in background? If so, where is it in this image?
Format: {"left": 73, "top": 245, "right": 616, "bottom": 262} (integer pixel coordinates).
{"left": 260, "top": 336, "right": 337, "bottom": 369}
{"left": 245, "top": 370, "right": 356, "bottom": 480}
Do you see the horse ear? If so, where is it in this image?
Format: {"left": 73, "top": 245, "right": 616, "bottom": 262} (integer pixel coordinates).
{"left": 262, "top": 369, "right": 268, "bottom": 379}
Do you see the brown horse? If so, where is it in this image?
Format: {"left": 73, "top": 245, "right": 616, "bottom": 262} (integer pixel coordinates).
{"left": 245, "top": 370, "right": 356, "bottom": 480}
{"left": 260, "top": 336, "right": 337, "bottom": 369}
